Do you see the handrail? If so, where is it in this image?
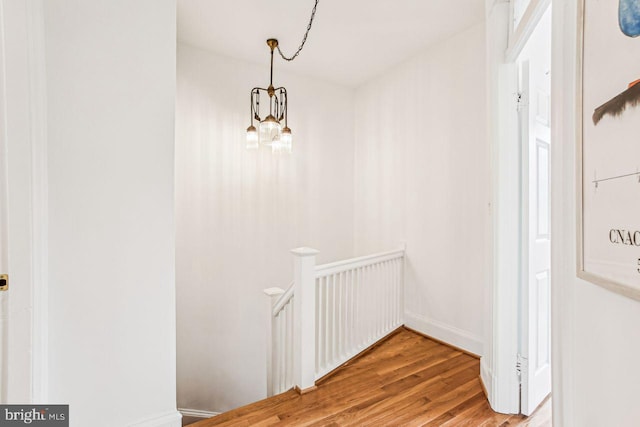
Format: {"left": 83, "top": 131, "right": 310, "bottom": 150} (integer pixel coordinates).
{"left": 314, "top": 248, "right": 405, "bottom": 277}
{"left": 272, "top": 281, "right": 294, "bottom": 317}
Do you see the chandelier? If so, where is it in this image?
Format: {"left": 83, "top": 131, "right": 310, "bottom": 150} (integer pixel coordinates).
{"left": 246, "top": 0, "right": 319, "bottom": 153}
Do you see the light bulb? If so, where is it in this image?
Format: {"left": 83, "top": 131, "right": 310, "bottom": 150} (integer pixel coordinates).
{"left": 259, "top": 115, "right": 281, "bottom": 146}
{"left": 246, "top": 125, "right": 258, "bottom": 150}
{"left": 280, "top": 127, "right": 292, "bottom": 153}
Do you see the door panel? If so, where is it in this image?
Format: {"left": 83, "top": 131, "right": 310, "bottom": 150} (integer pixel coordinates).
{"left": 535, "top": 270, "right": 550, "bottom": 372}
{"left": 536, "top": 140, "right": 550, "bottom": 238}
{"left": 518, "top": 17, "right": 552, "bottom": 412}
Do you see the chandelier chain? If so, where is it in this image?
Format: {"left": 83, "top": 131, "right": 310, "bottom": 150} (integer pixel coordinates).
{"left": 276, "top": 0, "right": 319, "bottom": 61}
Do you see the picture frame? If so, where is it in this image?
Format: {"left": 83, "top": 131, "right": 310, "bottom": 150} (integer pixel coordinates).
{"left": 577, "top": 0, "right": 640, "bottom": 301}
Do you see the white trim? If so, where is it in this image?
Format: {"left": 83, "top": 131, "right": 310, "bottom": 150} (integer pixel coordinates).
{"left": 506, "top": 0, "right": 552, "bottom": 62}
{"left": 486, "top": 0, "right": 522, "bottom": 414}
{"left": 25, "top": 0, "right": 48, "bottom": 403}
{"left": 549, "top": 0, "right": 578, "bottom": 424}
{"left": 128, "top": 411, "right": 182, "bottom": 427}
{"left": 404, "top": 311, "right": 483, "bottom": 356}
{"left": 178, "top": 408, "right": 220, "bottom": 419}
{"left": 480, "top": 357, "right": 495, "bottom": 402}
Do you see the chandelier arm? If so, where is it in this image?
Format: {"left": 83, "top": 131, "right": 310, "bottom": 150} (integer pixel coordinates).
{"left": 276, "top": 0, "right": 319, "bottom": 61}
{"left": 284, "top": 91, "right": 288, "bottom": 128}
{"left": 274, "top": 87, "right": 288, "bottom": 127}
{"left": 251, "top": 87, "right": 269, "bottom": 121}
{"left": 251, "top": 88, "right": 261, "bottom": 123}
{"left": 250, "top": 91, "right": 254, "bottom": 125}
{"left": 273, "top": 93, "right": 279, "bottom": 119}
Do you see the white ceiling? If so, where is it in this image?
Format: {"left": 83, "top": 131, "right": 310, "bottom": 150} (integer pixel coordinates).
{"left": 177, "top": 0, "right": 485, "bottom": 87}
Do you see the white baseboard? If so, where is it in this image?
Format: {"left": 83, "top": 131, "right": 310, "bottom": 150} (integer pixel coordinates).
{"left": 480, "top": 356, "right": 494, "bottom": 403}
{"left": 178, "top": 408, "right": 220, "bottom": 419}
{"left": 404, "top": 311, "right": 483, "bottom": 356}
{"left": 128, "top": 410, "right": 182, "bottom": 427}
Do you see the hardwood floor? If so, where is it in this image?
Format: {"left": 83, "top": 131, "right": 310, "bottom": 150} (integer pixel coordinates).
{"left": 188, "top": 328, "right": 551, "bottom": 426}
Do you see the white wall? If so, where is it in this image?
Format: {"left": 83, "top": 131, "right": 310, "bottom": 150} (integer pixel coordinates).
{"left": 43, "top": 1, "right": 179, "bottom": 426}
{"left": 552, "top": 1, "right": 640, "bottom": 425}
{"left": 354, "top": 23, "right": 488, "bottom": 355}
{"left": 175, "top": 43, "right": 355, "bottom": 413}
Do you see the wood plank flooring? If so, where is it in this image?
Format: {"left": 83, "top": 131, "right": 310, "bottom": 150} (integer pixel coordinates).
{"left": 189, "top": 328, "right": 551, "bottom": 427}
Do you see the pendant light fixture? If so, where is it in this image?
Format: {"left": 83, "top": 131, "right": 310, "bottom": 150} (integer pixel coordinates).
{"left": 246, "top": 0, "right": 319, "bottom": 153}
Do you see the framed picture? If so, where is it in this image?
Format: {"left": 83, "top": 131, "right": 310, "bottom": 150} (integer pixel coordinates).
{"left": 577, "top": 0, "right": 640, "bottom": 300}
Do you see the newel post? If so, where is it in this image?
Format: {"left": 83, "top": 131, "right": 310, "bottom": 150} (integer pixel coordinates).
{"left": 291, "top": 247, "right": 318, "bottom": 392}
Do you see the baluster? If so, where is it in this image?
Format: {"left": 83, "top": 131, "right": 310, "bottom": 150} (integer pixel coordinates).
{"left": 400, "top": 254, "right": 405, "bottom": 325}
{"left": 289, "top": 302, "right": 293, "bottom": 388}
{"left": 382, "top": 261, "right": 387, "bottom": 333}
{"left": 363, "top": 266, "right": 368, "bottom": 347}
{"left": 358, "top": 266, "right": 364, "bottom": 349}
{"left": 369, "top": 264, "right": 380, "bottom": 340}
{"left": 381, "top": 262, "right": 386, "bottom": 335}
{"left": 281, "top": 307, "right": 286, "bottom": 392}
{"left": 397, "top": 257, "right": 402, "bottom": 325}
{"left": 345, "top": 269, "right": 350, "bottom": 356}
{"left": 347, "top": 268, "right": 353, "bottom": 354}
{"left": 272, "top": 313, "right": 279, "bottom": 394}
{"left": 337, "top": 271, "right": 343, "bottom": 359}
{"left": 393, "top": 259, "right": 398, "bottom": 327}
{"left": 383, "top": 261, "right": 388, "bottom": 333}
{"left": 360, "top": 266, "right": 365, "bottom": 344}
{"left": 332, "top": 273, "right": 337, "bottom": 364}
{"left": 353, "top": 267, "right": 359, "bottom": 350}
{"left": 326, "top": 275, "right": 332, "bottom": 367}
{"left": 315, "top": 278, "right": 320, "bottom": 375}
{"left": 366, "top": 264, "right": 372, "bottom": 342}
{"left": 384, "top": 261, "right": 389, "bottom": 333}
{"left": 280, "top": 308, "right": 286, "bottom": 392}
{"left": 387, "top": 260, "right": 393, "bottom": 330}
{"left": 274, "top": 313, "right": 280, "bottom": 393}
{"left": 373, "top": 262, "right": 379, "bottom": 339}
{"left": 388, "top": 260, "right": 393, "bottom": 330}
{"left": 380, "top": 262, "right": 385, "bottom": 336}
{"left": 343, "top": 269, "right": 349, "bottom": 356}
{"left": 341, "top": 270, "right": 346, "bottom": 357}
{"left": 378, "top": 261, "right": 388, "bottom": 336}
{"left": 284, "top": 305, "right": 289, "bottom": 390}
{"left": 324, "top": 276, "right": 330, "bottom": 370}
{"left": 368, "top": 266, "right": 372, "bottom": 343}
{"left": 380, "top": 262, "right": 384, "bottom": 334}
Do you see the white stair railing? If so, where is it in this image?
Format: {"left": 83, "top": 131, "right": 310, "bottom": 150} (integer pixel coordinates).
{"left": 314, "top": 249, "right": 404, "bottom": 379}
{"left": 264, "top": 246, "right": 405, "bottom": 396}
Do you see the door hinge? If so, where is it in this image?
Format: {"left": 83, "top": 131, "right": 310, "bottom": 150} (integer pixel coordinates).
{"left": 516, "top": 353, "right": 528, "bottom": 382}
{"left": 0, "top": 274, "right": 7, "bottom": 291}
{"left": 515, "top": 91, "right": 528, "bottom": 112}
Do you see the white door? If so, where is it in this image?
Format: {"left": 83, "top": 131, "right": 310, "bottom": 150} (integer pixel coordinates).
{"left": 0, "top": 6, "right": 8, "bottom": 399}
{"left": 0, "top": 0, "right": 47, "bottom": 403}
{"left": 518, "top": 39, "right": 552, "bottom": 415}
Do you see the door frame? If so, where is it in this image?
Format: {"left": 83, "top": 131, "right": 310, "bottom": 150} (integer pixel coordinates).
{"left": 0, "top": 0, "right": 48, "bottom": 403}
{"left": 482, "top": 0, "right": 552, "bottom": 416}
